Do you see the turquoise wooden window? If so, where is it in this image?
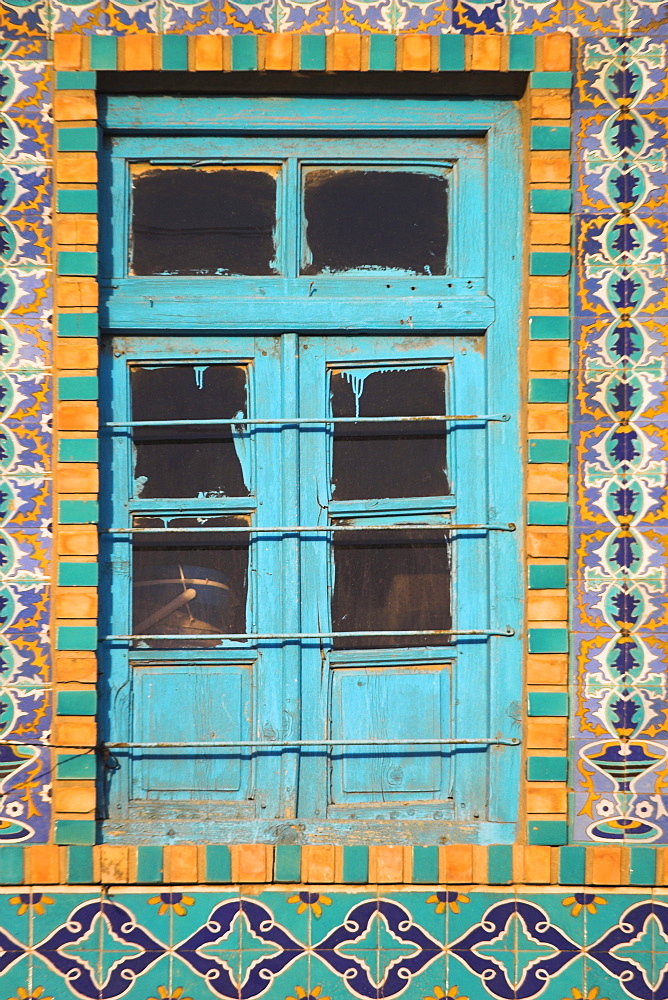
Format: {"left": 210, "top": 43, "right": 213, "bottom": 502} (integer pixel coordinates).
{"left": 99, "top": 96, "right": 523, "bottom": 844}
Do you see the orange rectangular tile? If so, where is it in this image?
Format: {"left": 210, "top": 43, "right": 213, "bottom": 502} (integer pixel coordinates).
{"left": 26, "top": 846, "right": 62, "bottom": 884}
{"left": 526, "top": 784, "right": 568, "bottom": 814}
{"left": 401, "top": 35, "right": 431, "bottom": 72}
{"left": 233, "top": 845, "right": 270, "bottom": 883}
{"left": 54, "top": 92, "right": 97, "bottom": 122}
{"left": 194, "top": 35, "right": 224, "bottom": 72}
{"left": 530, "top": 215, "right": 571, "bottom": 247}
{"left": 57, "top": 464, "right": 99, "bottom": 493}
{"left": 530, "top": 91, "right": 570, "bottom": 121}
{"left": 331, "top": 33, "right": 362, "bottom": 71}
{"left": 165, "top": 845, "right": 199, "bottom": 883}
{"left": 98, "top": 845, "right": 131, "bottom": 883}
{"left": 469, "top": 34, "right": 502, "bottom": 71}
{"left": 371, "top": 846, "right": 406, "bottom": 883}
{"left": 540, "top": 33, "right": 571, "bottom": 71}
{"left": 56, "top": 526, "right": 99, "bottom": 556}
{"left": 55, "top": 652, "right": 98, "bottom": 683}
{"left": 526, "top": 719, "right": 568, "bottom": 750}
{"left": 526, "top": 654, "right": 568, "bottom": 685}
{"left": 527, "top": 592, "right": 568, "bottom": 621}
{"left": 54, "top": 338, "right": 99, "bottom": 370}
{"left": 122, "top": 34, "right": 155, "bottom": 71}
{"left": 265, "top": 34, "right": 293, "bottom": 70}
{"left": 55, "top": 717, "right": 97, "bottom": 747}
{"left": 526, "top": 526, "right": 569, "bottom": 558}
{"left": 529, "top": 275, "right": 569, "bottom": 310}
{"left": 57, "top": 277, "right": 99, "bottom": 309}
{"left": 56, "top": 153, "right": 98, "bottom": 185}
{"left": 442, "top": 844, "right": 474, "bottom": 883}
{"left": 529, "top": 152, "right": 571, "bottom": 184}
{"left": 527, "top": 465, "right": 568, "bottom": 495}
{"left": 57, "top": 401, "right": 99, "bottom": 432}
{"left": 522, "top": 846, "right": 552, "bottom": 884}
{"left": 54, "top": 782, "right": 96, "bottom": 814}
{"left": 304, "top": 845, "right": 336, "bottom": 883}
{"left": 527, "top": 404, "right": 568, "bottom": 434}
{"left": 588, "top": 846, "right": 622, "bottom": 885}
{"left": 528, "top": 341, "right": 570, "bottom": 372}
{"left": 55, "top": 588, "right": 98, "bottom": 620}
{"left": 57, "top": 215, "right": 99, "bottom": 246}
{"left": 657, "top": 847, "right": 668, "bottom": 886}
{"left": 54, "top": 34, "right": 84, "bottom": 71}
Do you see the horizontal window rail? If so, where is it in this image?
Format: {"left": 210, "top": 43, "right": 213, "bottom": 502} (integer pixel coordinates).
{"left": 103, "top": 413, "right": 511, "bottom": 428}
{"left": 0, "top": 736, "right": 521, "bottom": 748}
{"left": 103, "top": 523, "right": 516, "bottom": 533}
{"left": 103, "top": 627, "right": 515, "bottom": 640}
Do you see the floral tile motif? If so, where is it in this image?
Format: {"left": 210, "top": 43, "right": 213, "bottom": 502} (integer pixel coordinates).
{"left": 276, "top": 0, "right": 332, "bottom": 30}
{"left": 0, "top": 2, "right": 48, "bottom": 40}
{"left": 507, "top": 0, "right": 569, "bottom": 33}
{"left": 451, "top": 0, "right": 506, "bottom": 31}
{"left": 48, "top": 0, "right": 161, "bottom": 33}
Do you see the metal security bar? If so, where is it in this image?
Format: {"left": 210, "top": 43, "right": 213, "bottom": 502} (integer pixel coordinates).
{"left": 103, "top": 627, "right": 514, "bottom": 640}
{"left": 103, "top": 523, "right": 516, "bottom": 533}
{"left": 103, "top": 413, "right": 511, "bottom": 428}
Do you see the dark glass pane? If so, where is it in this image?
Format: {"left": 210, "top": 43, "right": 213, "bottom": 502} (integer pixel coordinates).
{"left": 331, "top": 528, "right": 451, "bottom": 649}
{"left": 331, "top": 367, "right": 448, "bottom": 500}
{"left": 302, "top": 168, "right": 448, "bottom": 275}
{"left": 131, "top": 166, "right": 278, "bottom": 276}
{"left": 131, "top": 364, "right": 250, "bottom": 499}
{"left": 132, "top": 516, "right": 248, "bottom": 648}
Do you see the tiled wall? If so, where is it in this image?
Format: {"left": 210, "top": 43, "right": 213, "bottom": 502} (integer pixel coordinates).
{"left": 1, "top": 5, "right": 668, "bottom": 998}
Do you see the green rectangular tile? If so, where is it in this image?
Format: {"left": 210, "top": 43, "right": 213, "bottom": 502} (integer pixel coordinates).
{"left": 58, "top": 312, "right": 98, "bottom": 337}
{"left": 439, "top": 35, "right": 465, "bottom": 71}
{"left": 58, "top": 250, "right": 98, "bottom": 276}
{"left": 528, "top": 501, "right": 569, "bottom": 526}
{"left": 59, "top": 499, "right": 99, "bottom": 524}
{"left": 58, "top": 562, "right": 98, "bottom": 587}
{"left": 369, "top": 35, "right": 396, "bottom": 71}
{"left": 527, "top": 756, "right": 568, "bottom": 781}
{"left": 90, "top": 35, "right": 117, "bottom": 70}
{"left": 57, "top": 190, "right": 98, "bottom": 215}
{"left": 508, "top": 35, "right": 535, "bottom": 71}
{"left": 530, "top": 252, "right": 571, "bottom": 276}
{"left": 231, "top": 35, "right": 257, "bottom": 71}
{"left": 531, "top": 125, "right": 571, "bottom": 150}
{"left": 530, "top": 71, "right": 572, "bottom": 89}
{"left": 57, "top": 752, "right": 96, "bottom": 779}
{"left": 59, "top": 438, "right": 99, "bottom": 463}
{"left": 206, "top": 845, "right": 232, "bottom": 882}
{"left": 528, "top": 820, "right": 568, "bottom": 845}
{"left": 528, "top": 628, "right": 569, "bottom": 654}
{"left": 137, "top": 845, "right": 163, "bottom": 883}
{"left": 55, "top": 819, "right": 96, "bottom": 845}
{"left": 58, "top": 375, "right": 98, "bottom": 401}
{"left": 57, "top": 626, "right": 98, "bottom": 651}
{"left": 56, "top": 70, "right": 97, "bottom": 90}
{"left": 559, "top": 845, "right": 585, "bottom": 884}
{"left": 299, "top": 35, "right": 326, "bottom": 71}
{"left": 57, "top": 690, "right": 97, "bottom": 716}
{"left": 343, "top": 845, "right": 369, "bottom": 883}
{"left": 0, "top": 846, "right": 23, "bottom": 884}
{"left": 413, "top": 846, "right": 439, "bottom": 883}
{"left": 161, "top": 35, "right": 188, "bottom": 71}
{"left": 529, "top": 316, "right": 570, "bottom": 340}
{"left": 528, "top": 691, "right": 569, "bottom": 716}
{"left": 529, "top": 378, "right": 569, "bottom": 403}
{"left": 528, "top": 439, "right": 570, "bottom": 464}
{"left": 629, "top": 848, "right": 656, "bottom": 885}
{"left": 529, "top": 564, "right": 567, "bottom": 590}
{"left": 530, "top": 189, "right": 572, "bottom": 214}
{"left": 68, "top": 845, "right": 94, "bottom": 883}
{"left": 274, "top": 845, "right": 301, "bottom": 882}
{"left": 58, "top": 127, "right": 98, "bottom": 152}
{"left": 487, "top": 844, "right": 513, "bottom": 884}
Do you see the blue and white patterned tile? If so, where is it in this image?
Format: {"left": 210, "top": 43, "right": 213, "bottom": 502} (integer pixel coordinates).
{"left": 0, "top": 2, "right": 48, "bottom": 41}
{"left": 48, "top": 0, "right": 161, "bottom": 33}
{"left": 276, "top": 0, "right": 333, "bottom": 30}
{"left": 507, "top": 0, "right": 569, "bottom": 32}
{"left": 0, "top": 631, "right": 50, "bottom": 686}
{"left": 451, "top": 0, "right": 507, "bottom": 31}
